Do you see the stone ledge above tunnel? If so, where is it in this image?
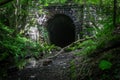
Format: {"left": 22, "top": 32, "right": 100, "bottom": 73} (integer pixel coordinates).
{"left": 46, "top": 14, "right": 75, "bottom": 48}
{"left": 37, "top": 5, "right": 83, "bottom": 46}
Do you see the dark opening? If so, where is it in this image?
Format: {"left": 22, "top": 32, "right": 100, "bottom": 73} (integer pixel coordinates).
{"left": 46, "top": 14, "right": 75, "bottom": 47}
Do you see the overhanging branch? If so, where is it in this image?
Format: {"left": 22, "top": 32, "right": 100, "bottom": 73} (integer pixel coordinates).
{"left": 0, "top": 0, "right": 13, "bottom": 6}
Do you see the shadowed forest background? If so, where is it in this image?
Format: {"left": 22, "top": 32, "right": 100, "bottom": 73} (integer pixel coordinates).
{"left": 0, "top": 0, "right": 120, "bottom": 80}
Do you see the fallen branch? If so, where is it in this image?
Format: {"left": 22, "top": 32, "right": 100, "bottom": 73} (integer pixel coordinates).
{"left": 47, "top": 36, "right": 95, "bottom": 59}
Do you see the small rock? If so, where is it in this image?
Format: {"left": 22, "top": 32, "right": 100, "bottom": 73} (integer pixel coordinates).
{"left": 25, "top": 58, "right": 37, "bottom": 68}
{"left": 43, "top": 59, "right": 52, "bottom": 66}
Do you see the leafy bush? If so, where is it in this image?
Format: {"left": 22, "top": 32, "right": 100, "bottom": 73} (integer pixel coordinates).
{"left": 99, "top": 60, "right": 112, "bottom": 70}
{"left": 0, "top": 22, "right": 58, "bottom": 71}
{"left": 0, "top": 23, "right": 30, "bottom": 78}
{"left": 76, "top": 17, "right": 118, "bottom": 55}
{"left": 0, "top": 23, "right": 58, "bottom": 79}
{"left": 70, "top": 60, "right": 77, "bottom": 80}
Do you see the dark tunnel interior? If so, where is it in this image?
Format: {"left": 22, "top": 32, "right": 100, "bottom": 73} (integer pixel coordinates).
{"left": 46, "top": 14, "right": 75, "bottom": 47}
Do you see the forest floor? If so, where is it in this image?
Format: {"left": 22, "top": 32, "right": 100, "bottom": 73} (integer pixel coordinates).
{"left": 7, "top": 49, "right": 82, "bottom": 80}
{"left": 7, "top": 45, "right": 120, "bottom": 80}
{"left": 7, "top": 26, "right": 120, "bottom": 80}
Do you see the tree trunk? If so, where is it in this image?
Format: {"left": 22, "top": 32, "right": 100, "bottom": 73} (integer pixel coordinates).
{"left": 113, "top": 0, "right": 117, "bottom": 27}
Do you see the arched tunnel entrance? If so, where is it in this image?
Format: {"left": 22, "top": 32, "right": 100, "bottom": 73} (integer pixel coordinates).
{"left": 46, "top": 14, "right": 75, "bottom": 47}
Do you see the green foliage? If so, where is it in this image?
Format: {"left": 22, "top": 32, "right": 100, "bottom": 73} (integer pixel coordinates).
{"left": 39, "top": 0, "right": 67, "bottom": 6}
{"left": 99, "top": 60, "right": 112, "bottom": 70}
{"left": 65, "top": 38, "right": 96, "bottom": 54}
{"left": 64, "top": 47, "right": 76, "bottom": 52}
{"left": 77, "top": 15, "right": 117, "bottom": 55}
{"left": 39, "top": 43, "right": 59, "bottom": 58}
{"left": 0, "top": 22, "right": 54, "bottom": 77}
{"left": 75, "top": 39, "right": 97, "bottom": 55}
{"left": 0, "top": 23, "right": 27, "bottom": 60}
{"left": 0, "top": 22, "right": 58, "bottom": 78}
{"left": 42, "top": 44, "right": 56, "bottom": 52}
{"left": 70, "top": 60, "right": 77, "bottom": 80}
{"left": 74, "top": 0, "right": 113, "bottom": 5}
{"left": 0, "top": 23, "right": 27, "bottom": 78}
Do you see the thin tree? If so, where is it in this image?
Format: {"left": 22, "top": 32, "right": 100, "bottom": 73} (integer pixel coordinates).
{"left": 113, "top": 0, "right": 117, "bottom": 27}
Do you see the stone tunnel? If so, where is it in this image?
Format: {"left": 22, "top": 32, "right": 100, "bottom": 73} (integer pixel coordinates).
{"left": 38, "top": 5, "right": 83, "bottom": 47}
{"left": 46, "top": 14, "right": 75, "bottom": 47}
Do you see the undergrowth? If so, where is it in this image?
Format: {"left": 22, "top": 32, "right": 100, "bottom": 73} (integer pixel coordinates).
{"left": 0, "top": 23, "right": 57, "bottom": 79}
{"left": 69, "top": 18, "right": 120, "bottom": 79}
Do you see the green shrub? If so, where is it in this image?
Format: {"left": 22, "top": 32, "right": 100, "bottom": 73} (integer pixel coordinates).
{"left": 0, "top": 23, "right": 29, "bottom": 78}
{"left": 99, "top": 60, "right": 112, "bottom": 70}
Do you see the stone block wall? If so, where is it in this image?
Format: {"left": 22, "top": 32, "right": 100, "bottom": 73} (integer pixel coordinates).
{"left": 38, "top": 4, "right": 84, "bottom": 40}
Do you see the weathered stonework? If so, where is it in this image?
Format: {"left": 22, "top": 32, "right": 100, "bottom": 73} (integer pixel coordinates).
{"left": 29, "top": 3, "right": 109, "bottom": 47}
{"left": 39, "top": 4, "right": 84, "bottom": 40}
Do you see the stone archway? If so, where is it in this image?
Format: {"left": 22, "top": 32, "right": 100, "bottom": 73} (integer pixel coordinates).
{"left": 46, "top": 14, "right": 75, "bottom": 47}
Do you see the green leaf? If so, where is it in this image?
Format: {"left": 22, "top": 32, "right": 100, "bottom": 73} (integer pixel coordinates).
{"left": 99, "top": 60, "right": 112, "bottom": 70}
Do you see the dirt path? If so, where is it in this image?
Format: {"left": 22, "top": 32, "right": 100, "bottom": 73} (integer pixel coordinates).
{"left": 8, "top": 50, "right": 80, "bottom": 80}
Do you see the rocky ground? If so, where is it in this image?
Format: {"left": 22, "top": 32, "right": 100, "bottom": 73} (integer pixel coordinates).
{"left": 7, "top": 49, "right": 81, "bottom": 80}
{"left": 7, "top": 46, "right": 120, "bottom": 80}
